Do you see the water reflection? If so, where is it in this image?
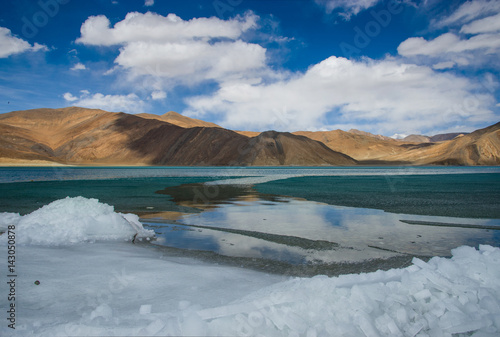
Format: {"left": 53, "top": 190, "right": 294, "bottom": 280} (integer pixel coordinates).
{"left": 155, "top": 183, "right": 292, "bottom": 210}
{"left": 146, "top": 183, "right": 500, "bottom": 274}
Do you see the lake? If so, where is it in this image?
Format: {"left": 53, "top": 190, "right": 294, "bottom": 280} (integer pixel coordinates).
{"left": 1, "top": 166, "right": 499, "bottom": 276}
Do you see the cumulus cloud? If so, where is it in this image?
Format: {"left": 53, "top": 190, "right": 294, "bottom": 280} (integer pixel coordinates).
{"left": 398, "top": 33, "right": 500, "bottom": 56}
{"left": 70, "top": 63, "right": 87, "bottom": 71}
{"left": 76, "top": 11, "right": 265, "bottom": 86}
{"left": 76, "top": 11, "right": 258, "bottom": 46}
{"left": 0, "top": 27, "right": 47, "bottom": 58}
{"left": 432, "top": 61, "right": 456, "bottom": 70}
{"left": 63, "top": 93, "right": 78, "bottom": 102}
{"left": 151, "top": 90, "right": 166, "bottom": 100}
{"left": 144, "top": 0, "right": 154, "bottom": 6}
{"left": 63, "top": 91, "right": 145, "bottom": 113}
{"left": 185, "top": 56, "right": 496, "bottom": 135}
{"left": 399, "top": 2, "right": 500, "bottom": 69}
{"left": 115, "top": 40, "right": 266, "bottom": 84}
{"left": 315, "top": 0, "right": 381, "bottom": 20}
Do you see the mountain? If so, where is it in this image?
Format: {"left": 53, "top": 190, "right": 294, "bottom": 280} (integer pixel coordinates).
{"left": 0, "top": 107, "right": 497, "bottom": 166}
{"left": 402, "top": 134, "right": 432, "bottom": 143}
{"left": 429, "top": 132, "right": 468, "bottom": 142}
{"left": 293, "top": 129, "right": 413, "bottom": 161}
{"left": 0, "top": 107, "right": 356, "bottom": 166}
{"left": 240, "top": 131, "right": 356, "bottom": 166}
{"left": 136, "top": 111, "right": 221, "bottom": 128}
{"left": 402, "top": 132, "right": 469, "bottom": 143}
{"left": 0, "top": 107, "right": 119, "bottom": 164}
{"left": 348, "top": 129, "right": 393, "bottom": 141}
{"left": 381, "top": 122, "right": 500, "bottom": 165}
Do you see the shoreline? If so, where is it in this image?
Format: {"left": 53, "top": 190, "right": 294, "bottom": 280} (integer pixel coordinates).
{"left": 139, "top": 239, "right": 431, "bottom": 278}
{"left": 1, "top": 159, "right": 499, "bottom": 168}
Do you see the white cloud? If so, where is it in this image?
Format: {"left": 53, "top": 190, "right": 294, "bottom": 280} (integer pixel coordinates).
{"left": 398, "top": 33, "right": 500, "bottom": 56}
{"left": 434, "top": 0, "right": 500, "bottom": 28}
{"left": 151, "top": 90, "right": 166, "bottom": 100}
{"left": 77, "top": 11, "right": 257, "bottom": 46}
{"left": 461, "top": 12, "right": 500, "bottom": 34}
{"left": 63, "top": 91, "right": 145, "bottom": 113}
{"left": 432, "top": 61, "right": 456, "bottom": 70}
{"left": 76, "top": 12, "right": 265, "bottom": 86}
{"left": 398, "top": 1, "right": 500, "bottom": 70}
{"left": 115, "top": 40, "right": 266, "bottom": 84}
{"left": 144, "top": 0, "right": 154, "bottom": 6}
{"left": 0, "top": 27, "right": 47, "bottom": 58}
{"left": 401, "top": 0, "right": 500, "bottom": 72}
{"left": 70, "top": 63, "right": 87, "bottom": 71}
{"left": 63, "top": 92, "right": 78, "bottom": 102}
{"left": 315, "top": 0, "right": 381, "bottom": 20}
{"left": 184, "top": 56, "right": 496, "bottom": 135}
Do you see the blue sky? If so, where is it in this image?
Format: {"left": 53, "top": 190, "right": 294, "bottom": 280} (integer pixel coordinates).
{"left": 1, "top": 0, "right": 499, "bottom": 136}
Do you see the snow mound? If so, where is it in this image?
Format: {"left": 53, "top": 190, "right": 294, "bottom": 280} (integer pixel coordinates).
{"left": 0, "top": 197, "right": 154, "bottom": 245}
{"left": 6, "top": 244, "right": 497, "bottom": 336}
{"left": 197, "top": 245, "right": 500, "bottom": 336}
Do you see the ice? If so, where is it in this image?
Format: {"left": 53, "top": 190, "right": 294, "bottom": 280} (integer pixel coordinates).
{"left": 139, "top": 304, "right": 152, "bottom": 315}
{"left": 205, "top": 174, "right": 300, "bottom": 186}
{"left": 0, "top": 198, "right": 499, "bottom": 336}
{"left": 0, "top": 196, "right": 154, "bottom": 245}
{"left": 0, "top": 212, "right": 20, "bottom": 231}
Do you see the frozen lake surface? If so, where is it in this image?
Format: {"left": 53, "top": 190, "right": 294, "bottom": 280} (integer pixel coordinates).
{"left": 0, "top": 167, "right": 499, "bottom": 335}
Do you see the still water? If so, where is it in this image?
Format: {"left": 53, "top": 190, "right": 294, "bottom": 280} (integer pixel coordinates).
{"left": 1, "top": 166, "right": 499, "bottom": 275}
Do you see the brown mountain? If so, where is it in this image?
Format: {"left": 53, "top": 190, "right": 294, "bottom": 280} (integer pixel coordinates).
{"left": 348, "top": 129, "right": 394, "bottom": 141}
{"left": 293, "top": 129, "right": 414, "bottom": 161}
{"left": 0, "top": 107, "right": 497, "bottom": 166}
{"left": 402, "top": 134, "right": 432, "bottom": 143}
{"left": 0, "top": 107, "right": 356, "bottom": 166}
{"left": 136, "top": 111, "right": 221, "bottom": 128}
{"left": 240, "top": 131, "right": 356, "bottom": 166}
{"left": 401, "top": 132, "right": 469, "bottom": 143}
{"left": 381, "top": 122, "right": 500, "bottom": 165}
{"left": 429, "top": 132, "right": 468, "bottom": 142}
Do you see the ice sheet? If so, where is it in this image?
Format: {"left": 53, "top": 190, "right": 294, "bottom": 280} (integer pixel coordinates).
{"left": 0, "top": 197, "right": 499, "bottom": 336}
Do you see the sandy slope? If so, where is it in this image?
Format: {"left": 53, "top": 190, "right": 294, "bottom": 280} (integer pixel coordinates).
{"left": 0, "top": 107, "right": 356, "bottom": 166}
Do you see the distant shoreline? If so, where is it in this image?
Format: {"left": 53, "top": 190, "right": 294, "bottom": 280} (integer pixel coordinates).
{"left": 0, "top": 158, "right": 497, "bottom": 167}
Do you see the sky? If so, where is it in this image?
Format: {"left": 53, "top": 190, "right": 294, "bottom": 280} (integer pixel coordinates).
{"left": 0, "top": 0, "right": 499, "bottom": 137}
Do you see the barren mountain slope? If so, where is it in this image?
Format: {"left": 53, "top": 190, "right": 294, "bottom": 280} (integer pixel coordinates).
{"left": 293, "top": 129, "right": 413, "bottom": 161}
{"left": 241, "top": 131, "right": 357, "bottom": 166}
{"left": 0, "top": 108, "right": 358, "bottom": 166}
{"left": 381, "top": 122, "right": 500, "bottom": 165}
{"left": 136, "top": 111, "right": 221, "bottom": 128}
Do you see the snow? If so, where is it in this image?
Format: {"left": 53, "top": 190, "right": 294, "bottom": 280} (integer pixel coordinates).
{"left": 0, "top": 196, "right": 154, "bottom": 245}
{"left": 1, "top": 197, "right": 500, "bottom": 336}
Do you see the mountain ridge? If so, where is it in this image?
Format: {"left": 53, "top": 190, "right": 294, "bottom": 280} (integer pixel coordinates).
{"left": 0, "top": 107, "right": 356, "bottom": 166}
{"left": 0, "top": 107, "right": 498, "bottom": 166}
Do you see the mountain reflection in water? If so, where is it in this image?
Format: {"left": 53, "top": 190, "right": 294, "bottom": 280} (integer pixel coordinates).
{"left": 144, "top": 182, "right": 500, "bottom": 276}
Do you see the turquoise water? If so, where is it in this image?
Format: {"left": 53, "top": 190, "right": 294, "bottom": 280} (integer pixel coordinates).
{"left": 1, "top": 166, "right": 499, "bottom": 275}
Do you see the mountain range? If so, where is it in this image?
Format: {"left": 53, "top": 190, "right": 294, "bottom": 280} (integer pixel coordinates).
{"left": 0, "top": 107, "right": 498, "bottom": 166}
